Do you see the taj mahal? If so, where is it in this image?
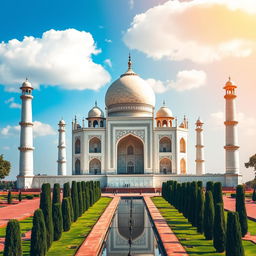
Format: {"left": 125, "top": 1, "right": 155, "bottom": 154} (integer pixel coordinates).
{"left": 17, "top": 56, "right": 242, "bottom": 189}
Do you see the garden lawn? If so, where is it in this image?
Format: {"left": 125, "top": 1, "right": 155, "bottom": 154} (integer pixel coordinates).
{"left": 46, "top": 197, "right": 112, "bottom": 256}
{"left": 152, "top": 197, "right": 256, "bottom": 256}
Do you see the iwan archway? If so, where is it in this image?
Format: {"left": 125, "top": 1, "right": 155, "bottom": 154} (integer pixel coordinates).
{"left": 117, "top": 135, "right": 144, "bottom": 174}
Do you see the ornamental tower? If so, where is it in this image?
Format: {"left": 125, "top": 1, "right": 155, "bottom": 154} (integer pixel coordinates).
{"left": 195, "top": 118, "right": 205, "bottom": 175}
{"left": 18, "top": 79, "right": 34, "bottom": 177}
{"left": 224, "top": 77, "right": 239, "bottom": 174}
{"left": 57, "top": 119, "right": 67, "bottom": 175}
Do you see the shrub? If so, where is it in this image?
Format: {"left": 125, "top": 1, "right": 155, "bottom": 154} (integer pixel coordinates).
{"left": 62, "top": 198, "right": 71, "bottom": 232}
{"left": 90, "top": 189, "right": 94, "bottom": 206}
{"left": 213, "top": 203, "right": 225, "bottom": 252}
{"left": 52, "top": 203, "right": 63, "bottom": 241}
{"left": 68, "top": 197, "right": 74, "bottom": 222}
{"left": 206, "top": 181, "right": 214, "bottom": 193}
{"left": 63, "top": 182, "right": 71, "bottom": 198}
{"left": 189, "top": 181, "right": 198, "bottom": 226}
{"left": 18, "top": 191, "right": 22, "bottom": 202}
{"left": 40, "top": 183, "right": 53, "bottom": 249}
{"left": 7, "top": 191, "right": 12, "bottom": 204}
{"left": 71, "top": 181, "right": 79, "bottom": 221}
{"left": 77, "top": 182, "right": 83, "bottom": 216}
{"left": 226, "top": 211, "right": 244, "bottom": 256}
{"left": 213, "top": 182, "right": 223, "bottom": 207}
{"left": 52, "top": 183, "right": 60, "bottom": 205}
{"left": 26, "top": 195, "right": 34, "bottom": 200}
{"left": 30, "top": 209, "right": 47, "bottom": 256}
{"left": 236, "top": 185, "right": 248, "bottom": 237}
{"left": 231, "top": 193, "right": 236, "bottom": 198}
{"left": 197, "top": 187, "right": 204, "bottom": 233}
{"left": 203, "top": 191, "right": 214, "bottom": 240}
{"left": 252, "top": 187, "right": 256, "bottom": 201}
{"left": 3, "top": 219, "right": 22, "bottom": 256}
{"left": 197, "top": 181, "right": 203, "bottom": 188}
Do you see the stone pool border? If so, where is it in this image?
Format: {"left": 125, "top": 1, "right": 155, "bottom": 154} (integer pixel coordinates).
{"left": 144, "top": 196, "right": 188, "bottom": 256}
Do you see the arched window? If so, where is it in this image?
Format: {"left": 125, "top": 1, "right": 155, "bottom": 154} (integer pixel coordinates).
{"left": 159, "top": 158, "right": 172, "bottom": 174}
{"left": 159, "top": 137, "right": 171, "bottom": 152}
{"left": 162, "top": 120, "right": 168, "bottom": 127}
{"left": 75, "top": 159, "right": 80, "bottom": 175}
{"left": 100, "top": 120, "right": 104, "bottom": 127}
{"left": 88, "top": 121, "right": 92, "bottom": 127}
{"left": 180, "top": 138, "right": 186, "bottom": 153}
{"left": 75, "top": 138, "right": 81, "bottom": 154}
{"left": 157, "top": 121, "right": 161, "bottom": 127}
{"left": 169, "top": 120, "right": 172, "bottom": 127}
{"left": 89, "top": 159, "right": 101, "bottom": 174}
{"left": 180, "top": 158, "right": 186, "bottom": 174}
{"left": 127, "top": 145, "right": 134, "bottom": 155}
{"left": 93, "top": 120, "right": 98, "bottom": 128}
{"left": 89, "top": 137, "right": 101, "bottom": 153}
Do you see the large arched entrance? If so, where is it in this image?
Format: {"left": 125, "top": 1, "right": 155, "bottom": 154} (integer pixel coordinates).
{"left": 117, "top": 135, "right": 144, "bottom": 174}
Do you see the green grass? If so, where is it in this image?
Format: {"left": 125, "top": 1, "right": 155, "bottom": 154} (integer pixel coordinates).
{"left": 46, "top": 197, "right": 112, "bottom": 256}
{"left": 152, "top": 197, "right": 256, "bottom": 256}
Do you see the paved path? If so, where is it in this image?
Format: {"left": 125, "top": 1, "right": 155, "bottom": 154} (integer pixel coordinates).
{"left": 76, "top": 196, "right": 120, "bottom": 256}
{"left": 223, "top": 196, "right": 256, "bottom": 221}
{"left": 144, "top": 196, "right": 188, "bottom": 256}
{"left": 0, "top": 198, "right": 39, "bottom": 228}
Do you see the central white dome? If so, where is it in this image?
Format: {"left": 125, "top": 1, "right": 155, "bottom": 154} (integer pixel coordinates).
{"left": 105, "top": 57, "right": 155, "bottom": 117}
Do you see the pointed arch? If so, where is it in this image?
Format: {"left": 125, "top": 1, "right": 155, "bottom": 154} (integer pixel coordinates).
{"left": 89, "top": 137, "right": 101, "bottom": 153}
{"left": 180, "top": 138, "right": 186, "bottom": 153}
{"left": 180, "top": 158, "right": 186, "bottom": 174}
{"left": 89, "top": 158, "right": 101, "bottom": 174}
{"left": 75, "top": 159, "right": 81, "bottom": 175}
{"left": 159, "top": 158, "right": 172, "bottom": 174}
{"left": 75, "top": 138, "right": 81, "bottom": 154}
{"left": 159, "top": 137, "right": 171, "bottom": 152}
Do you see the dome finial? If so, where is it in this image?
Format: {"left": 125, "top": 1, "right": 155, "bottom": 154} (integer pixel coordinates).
{"left": 163, "top": 100, "right": 166, "bottom": 106}
{"left": 128, "top": 52, "right": 132, "bottom": 70}
{"left": 228, "top": 76, "right": 231, "bottom": 82}
{"left": 95, "top": 100, "right": 97, "bottom": 107}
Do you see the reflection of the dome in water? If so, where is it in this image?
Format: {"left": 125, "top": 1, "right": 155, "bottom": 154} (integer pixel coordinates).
{"left": 100, "top": 198, "right": 163, "bottom": 256}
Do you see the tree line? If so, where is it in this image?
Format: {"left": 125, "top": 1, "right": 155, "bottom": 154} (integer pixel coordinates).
{"left": 162, "top": 181, "right": 247, "bottom": 256}
{"left": 3, "top": 180, "right": 101, "bottom": 256}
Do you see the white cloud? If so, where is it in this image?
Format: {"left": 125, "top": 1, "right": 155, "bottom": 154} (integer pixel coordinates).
{"left": 124, "top": 0, "right": 256, "bottom": 63}
{"left": 104, "top": 59, "right": 112, "bottom": 68}
{"left": 147, "top": 69, "right": 206, "bottom": 93}
{"left": 1, "top": 121, "right": 56, "bottom": 137}
{"left": 0, "top": 29, "right": 111, "bottom": 91}
{"left": 3, "top": 146, "right": 10, "bottom": 150}
{"left": 105, "top": 39, "right": 112, "bottom": 43}
{"left": 9, "top": 102, "right": 21, "bottom": 109}
{"left": 5, "top": 97, "right": 14, "bottom": 104}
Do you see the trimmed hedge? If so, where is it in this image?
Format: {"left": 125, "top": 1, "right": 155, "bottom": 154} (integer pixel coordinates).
{"left": 197, "top": 187, "right": 204, "bottom": 233}
{"left": 52, "top": 183, "right": 61, "bottom": 205}
{"left": 62, "top": 197, "right": 71, "bottom": 232}
{"left": 53, "top": 203, "right": 63, "bottom": 241}
{"left": 213, "top": 203, "right": 225, "bottom": 252}
{"left": 7, "top": 191, "right": 12, "bottom": 204}
{"left": 71, "top": 181, "right": 79, "bottom": 222}
{"left": 203, "top": 190, "right": 214, "bottom": 240}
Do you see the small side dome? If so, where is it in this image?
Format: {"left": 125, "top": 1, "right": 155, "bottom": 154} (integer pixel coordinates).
{"left": 224, "top": 76, "right": 237, "bottom": 89}
{"left": 21, "top": 78, "right": 33, "bottom": 89}
{"left": 59, "top": 119, "right": 66, "bottom": 125}
{"left": 88, "top": 102, "right": 104, "bottom": 118}
{"left": 156, "top": 103, "right": 173, "bottom": 118}
{"left": 196, "top": 117, "right": 203, "bottom": 125}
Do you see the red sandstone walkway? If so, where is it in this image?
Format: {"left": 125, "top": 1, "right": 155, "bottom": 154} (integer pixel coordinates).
{"left": 76, "top": 196, "right": 120, "bottom": 256}
{"left": 144, "top": 196, "right": 188, "bottom": 256}
{"left": 0, "top": 198, "right": 40, "bottom": 228}
{"left": 223, "top": 196, "right": 256, "bottom": 221}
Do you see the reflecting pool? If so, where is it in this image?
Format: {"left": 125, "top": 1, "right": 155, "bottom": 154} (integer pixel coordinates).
{"left": 100, "top": 197, "right": 164, "bottom": 256}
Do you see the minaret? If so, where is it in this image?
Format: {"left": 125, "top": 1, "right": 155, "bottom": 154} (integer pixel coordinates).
{"left": 224, "top": 77, "right": 239, "bottom": 174}
{"left": 57, "top": 119, "right": 67, "bottom": 175}
{"left": 195, "top": 118, "right": 205, "bottom": 175}
{"left": 18, "top": 79, "right": 34, "bottom": 177}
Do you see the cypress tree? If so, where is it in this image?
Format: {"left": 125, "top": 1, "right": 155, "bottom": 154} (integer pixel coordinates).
{"left": 189, "top": 181, "right": 198, "bottom": 226}
{"left": 3, "top": 219, "right": 22, "bottom": 256}
{"left": 71, "top": 181, "right": 79, "bottom": 221}
{"left": 203, "top": 190, "right": 214, "bottom": 240}
{"left": 226, "top": 211, "right": 244, "bottom": 256}
{"left": 18, "top": 191, "right": 22, "bottom": 202}
{"left": 236, "top": 185, "right": 248, "bottom": 237}
{"left": 206, "top": 181, "right": 214, "bottom": 193}
{"left": 213, "top": 203, "right": 225, "bottom": 252}
{"left": 7, "top": 190, "right": 12, "bottom": 204}
{"left": 77, "top": 182, "right": 83, "bottom": 216}
{"left": 30, "top": 209, "right": 47, "bottom": 256}
{"left": 40, "top": 183, "right": 53, "bottom": 249}
{"left": 184, "top": 182, "right": 191, "bottom": 218}
{"left": 252, "top": 187, "right": 256, "bottom": 201}
{"left": 213, "top": 182, "right": 223, "bottom": 206}
{"left": 172, "top": 181, "right": 177, "bottom": 207}
{"left": 52, "top": 183, "right": 61, "bottom": 205}
{"left": 176, "top": 183, "right": 181, "bottom": 211}
{"left": 62, "top": 198, "right": 71, "bottom": 232}
{"left": 90, "top": 189, "right": 94, "bottom": 206}
{"left": 52, "top": 203, "right": 63, "bottom": 241}
{"left": 197, "top": 187, "right": 204, "bottom": 233}
{"left": 197, "top": 181, "right": 203, "bottom": 189}
{"left": 63, "top": 182, "right": 71, "bottom": 198}
{"left": 68, "top": 197, "right": 74, "bottom": 222}
{"left": 86, "top": 186, "right": 90, "bottom": 208}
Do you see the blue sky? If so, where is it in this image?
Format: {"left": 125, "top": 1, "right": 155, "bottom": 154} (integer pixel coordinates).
{"left": 0, "top": 0, "right": 256, "bottom": 181}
